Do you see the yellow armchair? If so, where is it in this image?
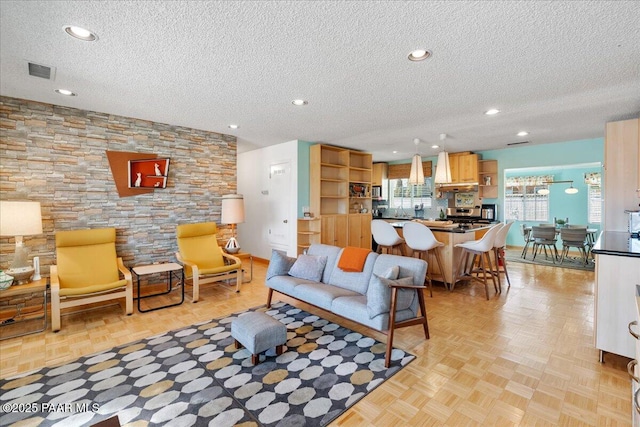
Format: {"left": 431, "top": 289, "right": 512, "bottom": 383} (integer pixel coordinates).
{"left": 176, "top": 222, "right": 242, "bottom": 302}
{"left": 51, "top": 228, "right": 133, "bottom": 332}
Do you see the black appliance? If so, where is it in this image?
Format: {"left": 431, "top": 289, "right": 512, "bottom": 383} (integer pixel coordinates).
{"left": 372, "top": 199, "right": 388, "bottom": 218}
{"left": 481, "top": 204, "right": 497, "bottom": 221}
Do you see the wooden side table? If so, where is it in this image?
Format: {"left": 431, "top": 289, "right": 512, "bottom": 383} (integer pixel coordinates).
{"left": 0, "top": 278, "right": 49, "bottom": 339}
{"left": 234, "top": 252, "right": 253, "bottom": 283}
{"left": 132, "top": 263, "right": 184, "bottom": 312}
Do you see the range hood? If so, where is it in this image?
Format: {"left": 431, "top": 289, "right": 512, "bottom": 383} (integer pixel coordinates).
{"left": 437, "top": 183, "right": 479, "bottom": 192}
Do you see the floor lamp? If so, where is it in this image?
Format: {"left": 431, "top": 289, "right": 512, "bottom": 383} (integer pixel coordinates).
{"left": 221, "top": 194, "right": 245, "bottom": 254}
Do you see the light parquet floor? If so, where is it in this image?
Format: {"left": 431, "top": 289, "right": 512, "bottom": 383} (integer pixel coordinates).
{"left": 0, "top": 257, "right": 632, "bottom": 426}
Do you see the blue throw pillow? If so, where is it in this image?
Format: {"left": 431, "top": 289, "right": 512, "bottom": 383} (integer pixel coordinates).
{"left": 266, "top": 249, "right": 296, "bottom": 280}
{"left": 367, "top": 274, "right": 416, "bottom": 318}
{"left": 288, "top": 254, "right": 328, "bottom": 282}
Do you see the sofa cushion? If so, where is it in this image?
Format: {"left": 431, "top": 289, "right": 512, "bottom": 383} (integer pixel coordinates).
{"left": 367, "top": 275, "right": 416, "bottom": 318}
{"left": 307, "top": 244, "right": 342, "bottom": 283}
{"left": 266, "top": 249, "right": 296, "bottom": 280}
{"left": 288, "top": 254, "right": 328, "bottom": 282}
{"left": 292, "top": 282, "right": 361, "bottom": 311}
{"left": 266, "top": 274, "right": 313, "bottom": 296}
{"left": 332, "top": 295, "right": 417, "bottom": 331}
{"left": 381, "top": 265, "right": 399, "bottom": 280}
{"left": 326, "top": 249, "right": 378, "bottom": 295}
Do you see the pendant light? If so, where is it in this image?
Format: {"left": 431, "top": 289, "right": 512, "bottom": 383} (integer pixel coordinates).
{"left": 434, "top": 133, "right": 452, "bottom": 184}
{"left": 409, "top": 138, "right": 424, "bottom": 185}
{"left": 564, "top": 183, "right": 578, "bottom": 194}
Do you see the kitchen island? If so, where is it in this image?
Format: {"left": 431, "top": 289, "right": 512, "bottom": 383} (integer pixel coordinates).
{"left": 391, "top": 221, "right": 493, "bottom": 286}
{"left": 592, "top": 232, "right": 640, "bottom": 361}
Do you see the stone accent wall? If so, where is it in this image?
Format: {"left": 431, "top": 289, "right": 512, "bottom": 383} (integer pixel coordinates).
{"left": 0, "top": 96, "right": 237, "bottom": 275}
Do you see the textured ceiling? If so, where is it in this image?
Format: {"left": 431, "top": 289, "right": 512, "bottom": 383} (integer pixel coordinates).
{"left": 1, "top": 1, "right": 639, "bottom": 161}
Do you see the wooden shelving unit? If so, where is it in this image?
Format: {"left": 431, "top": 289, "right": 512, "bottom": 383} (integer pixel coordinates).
{"left": 310, "top": 144, "right": 372, "bottom": 249}
{"left": 297, "top": 218, "right": 321, "bottom": 255}
{"left": 479, "top": 159, "right": 498, "bottom": 199}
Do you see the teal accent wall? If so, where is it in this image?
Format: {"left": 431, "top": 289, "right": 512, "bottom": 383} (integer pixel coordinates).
{"left": 297, "top": 140, "right": 314, "bottom": 218}
{"left": 475, "top": 137, "right": 604, "bottom": 246}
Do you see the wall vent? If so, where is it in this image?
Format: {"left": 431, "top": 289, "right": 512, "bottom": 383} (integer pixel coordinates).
{"left": 28, "top": 62, "right": 54, "bottom": 79}
{"left": 507, "top": 140, "right": 530, "bottom": 146}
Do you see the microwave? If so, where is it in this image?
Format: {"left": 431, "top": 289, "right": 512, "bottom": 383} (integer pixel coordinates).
{"left": 628, "top": 211, "right": 640, "bottom": 234}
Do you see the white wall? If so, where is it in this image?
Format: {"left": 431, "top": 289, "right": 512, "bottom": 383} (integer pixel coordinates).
{"left": 237, "top": 140, "right": 299, "bottom": 259}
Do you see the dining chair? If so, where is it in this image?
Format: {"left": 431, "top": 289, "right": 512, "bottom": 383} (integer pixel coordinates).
{"left": 559, "top": 227, "right": 589, "bottom": 265}
{"left": 403, "top": 221, "right": 447, "bottom": 296}
{"left": 50, "top": 227, "right": 133, "bottom": 332}
{"left": 531, "top": 225, "right": 559, "bottom": 263}
{"left": 492, "top": 221, "right": 514, "bottom": 289}
{"left": 451, "top": 223, "right": 502, "bottom": 300}
{"left": 176, "top": 222, "right": 243, "bottom": 302}
{"left": 520, "top": 223, "right": 533, "bottom": 258}
{"left": 371, "top": 220, "right": 405, "bottom": 255}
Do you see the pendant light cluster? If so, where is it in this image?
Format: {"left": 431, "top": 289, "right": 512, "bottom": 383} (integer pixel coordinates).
{"left": 434, "top": 133, "right": 452, "bottom": 184}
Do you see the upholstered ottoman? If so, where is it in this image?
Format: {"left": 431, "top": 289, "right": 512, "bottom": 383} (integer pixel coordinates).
{"left": 231, "top": 311, "right": 287, "bottom": 365}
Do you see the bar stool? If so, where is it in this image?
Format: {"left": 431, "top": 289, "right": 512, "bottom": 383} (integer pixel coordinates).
{"left": 403, "top": 221, "right": 448, "bottom": 296}
{"left": 371, "top": 220, "right": 405, "bottom": 255}
{"left": 451, "top": 223, "right": 502, "bottom": 300}
{"left": 492, "top": 221, "right": 514, "bottom": 289}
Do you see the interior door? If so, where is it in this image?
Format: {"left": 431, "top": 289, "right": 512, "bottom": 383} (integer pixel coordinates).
{"left": 268, "top": 161, "right": 291, "bottom": 251}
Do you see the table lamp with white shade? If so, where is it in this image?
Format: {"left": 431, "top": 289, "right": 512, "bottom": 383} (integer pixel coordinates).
{"left": 221, "top": 194, "right": 245, "bottom": 254}
{"left": 0, "top": 201, "right": 43, "bottom": 284}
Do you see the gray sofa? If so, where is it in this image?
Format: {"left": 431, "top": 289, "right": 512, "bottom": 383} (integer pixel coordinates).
{"left": 265, "top": 243, "right": 429, "bottom": 367}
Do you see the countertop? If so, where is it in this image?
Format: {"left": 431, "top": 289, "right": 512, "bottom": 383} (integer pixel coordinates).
{"left": 592, "top": 231, "right": 640, "bottom": 258}
{"left": 390, "top": 221, "right": 494, "bottom": 233}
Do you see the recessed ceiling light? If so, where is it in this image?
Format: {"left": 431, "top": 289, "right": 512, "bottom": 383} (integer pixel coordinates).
{"left": 228, "top": 124, "right": 239, "bottom": 129}
{"left": 63, "top": 25, "right": 98, "bottom": 41}
{"left": 431, "top": 145, "right": 440, "bottom": 149}
{"left": 485, "top": 108, "right": 501, "bottom": 115}
{"left": 55, "top": 89, "right": 76, "bottom": 96}
{"left": 392, "top": 150, "right": 398, "bottom": 154}
{"left": 292, "top": 99, "right": 308, "bottom": 106}
{"left": 408, "top": 49, "right": 432, "bottom": 61}
{"left": 517, "top": 131, "right": 529, "bottom": 137}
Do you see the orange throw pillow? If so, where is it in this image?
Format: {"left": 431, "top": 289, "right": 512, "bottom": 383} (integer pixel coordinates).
{"left": 338, "top": 246, "right": 371, "bottom": 272}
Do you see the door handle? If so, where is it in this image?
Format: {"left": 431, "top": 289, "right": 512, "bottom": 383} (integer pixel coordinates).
{"left": 630, "top": 321, "right": 640, "bottom": 340}
{"left": 628, "top": 360, "right": 640, "bottom": 383}
{"left": 283, "top": 219, "right": 288, "bottom": 223}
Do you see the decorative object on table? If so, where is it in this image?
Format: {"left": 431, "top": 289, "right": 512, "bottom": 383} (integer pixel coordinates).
{"left": 31, "top": 256, "right": 41, "bottom": 281}
{"left": 221, "top": 194, "right": 245, "bottom": 254}
{"left": 434, "top": 133, "right": 452, "bottom": 184}
{"left": 0, "top": 302, "right": 414, "bottom": 427}
{"left": 0, "top": 201, "right": 43, "bottom": 284}
{"left": 0, "top": 271, "right": 14, "bottom": 290}
{"left": 439, "top": 208, "right": 446, "bottom": 219}
{"left": 409, "top": 138, "right": 425, "bottom": 185}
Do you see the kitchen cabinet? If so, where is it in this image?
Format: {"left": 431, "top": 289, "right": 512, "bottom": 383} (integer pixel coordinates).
{"left": 449, "top": 152, "right": 479, "bottom": 183}
{"left": 321, "top": 215, "right": 348, "bottom": 247}
{"left": 479, "top": 159, "right": 498, "bottom": 199}
{"left": 372, "top": 163, "right": 388, "bottom": 186}
{"left": 348, "top": 213, "right": 372, "bottom": 249}
{"left": 604, "top": 117, "right": 640, "bottom": 231}
{"left": 311, "top": 144, "right": 372, "bottom": 248}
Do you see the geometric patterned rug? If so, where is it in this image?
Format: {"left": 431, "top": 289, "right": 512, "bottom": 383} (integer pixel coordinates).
{"left": 505, "top": 247, "right": 595, "bottom": 271}
{"left": 0, "top": 302, "right": 415, "bottom": 426}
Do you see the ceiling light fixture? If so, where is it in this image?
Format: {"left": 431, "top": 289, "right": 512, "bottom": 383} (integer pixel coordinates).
{"left": 408, "top": 138, "right": 424, "bottom": 185}
{"left": 431, "top": 144, "right": 440, "bottom": 149}
{"left": 485, "top": 108, "right": 501, "bottom": 115}
{"left": 408, "top": 49, "right": 432, "bottom": 62}
{"left": 537, "top": 180, "right": 578, "bottom": 195}
{"left": 434, "top": 133, "right": 452, "bottom": 184}
{"left": 228, "top": 124, "right": 239, "bottom": 129}
{"left": 517, "top": 131, "right": 529, "bottom": 136}
{"left": 292, "top": 99, "right": 308, "bottom": 106}
{"left": 55, "top": 89, "right": 76, "bottom": 96}
{"left": 64, "top": 25, "right": 98, "bottom": 41}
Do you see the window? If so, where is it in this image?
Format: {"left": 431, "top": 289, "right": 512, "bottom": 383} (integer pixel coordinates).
{"left": 388, "top": 178, "right": 432, "bottom": 215}
{"left": 588, "top": 185, "right": 602, "bottom": 223}
{"left": 505, "top": 175, "right": 551, "bottom": 222}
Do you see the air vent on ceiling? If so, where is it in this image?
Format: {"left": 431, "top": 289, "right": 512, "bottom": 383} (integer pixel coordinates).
{"left": 28, "top": 62, "right": 54, "bottom": 79}
{"left": 507, "top": 140, "right": 530, "bottom": 146}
